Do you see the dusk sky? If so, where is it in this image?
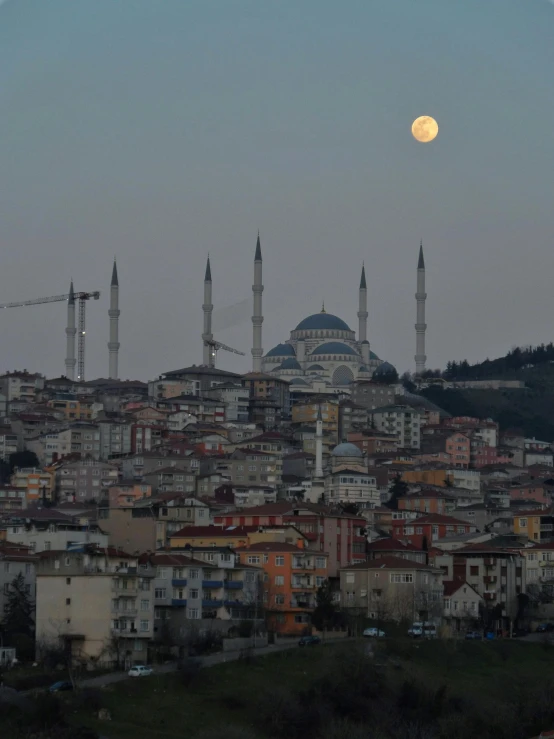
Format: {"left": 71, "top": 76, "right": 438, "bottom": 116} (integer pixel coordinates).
{"left": 0, "top": 0, "right": 553, "bottom": 380}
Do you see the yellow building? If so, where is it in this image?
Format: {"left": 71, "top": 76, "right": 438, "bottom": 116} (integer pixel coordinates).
{"left": 292, "top": 399, "right": 339, "bottom": 444}
{"left": 513, "top": 508, "right": 553, "bottom": 543}
{"left": 402, "top": 469, "right": 453, "bottom": 487}
{"left": 11, "top": 467, "right": 55, "bottom": 505}
{"left": 47, "top": 398, "right": 93, "bottom": 421}
{"left": 169, "top": 524, "right": 306, "bottom": 550}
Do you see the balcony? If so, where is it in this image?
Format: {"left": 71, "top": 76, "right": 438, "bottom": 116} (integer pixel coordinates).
{"left": 484, "top": 558, "right": 496, "bottom": 567}
{"left": 202, "top": 599, "right": 223, "bottom": 608}
{"left": 202, "top": 580, "right": 223, "bottom": 589}
{"left": 112, "top": 587, "right": 138, "bottom": 597}
{"left": 484, "top": 575, "right": 497, "bottom": 585}
{"left": 224, "top": 581, "right": 244, "bottom": 590}
{"left": 484, "top": 591, "right": 496, "bottom": 601}
{"left": 171, "top": 599, "right": 187, "bottom": 606}
{"left": 292, "top": 561, "right": 314, "bottom": 570}
{"left": 224, "top": 598, "right": 245, "bottom": 607}
{"left": 172, "top": 578, "right": 188, "bottom": 587}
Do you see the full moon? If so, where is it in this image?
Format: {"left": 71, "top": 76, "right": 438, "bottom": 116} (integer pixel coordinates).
{"left": 411, "top": 115, "right": 439, "bottom": 143}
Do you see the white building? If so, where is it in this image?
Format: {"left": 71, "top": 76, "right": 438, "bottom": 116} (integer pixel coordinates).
{"left": 370, "top": 405, "right": 422, "bottom": 449}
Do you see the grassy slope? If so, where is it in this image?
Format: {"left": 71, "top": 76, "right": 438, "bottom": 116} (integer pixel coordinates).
{"left": 63, "top": 639, "right": 554, "bottom": 739}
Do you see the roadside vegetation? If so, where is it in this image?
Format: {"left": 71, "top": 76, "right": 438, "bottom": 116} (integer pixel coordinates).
{"left": 3, "top": 638, "right": 554, "bottom": 738}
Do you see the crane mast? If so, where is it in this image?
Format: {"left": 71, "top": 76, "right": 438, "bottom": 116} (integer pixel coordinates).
{"left": 0, "top": 289, "right": 100, "bottom": 382}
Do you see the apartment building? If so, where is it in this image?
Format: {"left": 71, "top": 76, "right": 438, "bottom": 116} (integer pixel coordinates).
{"left": 442, "top": 580, "right": 483, "bottom": 632}
{"left": 398, "top": 490, "right": 457, "bottom": 516}
{"left": 0, "top": 426, "right": 19, "bottom": 461}
{"left": 420, "top": 429, "right": 471, "bottom": 469}
{"left": 10, "top": 467, "right": 55, "bottom": 505}
{"left": 0, "top": 487, "right": 26, "bottom": 512}
{"left": 292, "top": 400, "right": 339, "bottom": 445}
{"left": 370, "top": 405, "right": 422, "bottom": 450}
{"left": 35, "top": 546, "right": 155, "bottom": 665}
{"left": 27, "top": 423, "right": 101, "bottom": 464}
{"left": 56, "top": 458, "right": 119, "bottom": 502}
{"left": 392, "top": 513, "right": 477, "bottom": 548}
{"left": 513, "top": 508, "right": 554, "bottom": 543}
{"left": 2, "top": 508, "right": 108, "bottom": 553}
{"left": 140, "top": 550, "right": 260, "bottom": 637}
{"left": 236, "top": 541, "right": 329, "bottom": 635}
{"left": 323, "top": 468, "right": 380, "bottom": 508}
{"left": 349, "top": 381, "right": 395, "bottom": 411}
{"left": 120, "top": 451, "right": 200, "bottom": 480}
{"left": 169, "top": 524, "right": 306, "bottom": 550}
{"left": 347, "top": 431, "right": 399, "bottom": 456}
{"left": 220, "top": 448, "right": 280, "bottom": 488}
{"left": 339, "top": 557, "right": 444, "bottom": 623}
{"left": 434, "top": 544, "right": 525, "bottom": 624}
{"left": 107, "top": 481, "right": 152, "bottom": 508}
{"left": 214, "top": 502, "right": 367, "bottom": 577}
{"left": 0, "top": 371, "right": 44, "bottom": 404}
{"left": 242, "top": 372, "right": 292, "bottom": 420}
{"left": 520, "top": 541, "right": 554, "bottom": 587}
{"left": 143, "top": 466, "right": 198, "bottom": 494}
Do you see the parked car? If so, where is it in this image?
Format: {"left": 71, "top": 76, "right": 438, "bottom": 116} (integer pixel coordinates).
{"left": 49, "top": 681, "right": 73, "bottom": 692}
{"left": 536, "top": 623, "right": 554, "bottom": 633}
{"left": 465, "top": 631, "right": 481, "bottom": 640}
{"left": 128, "top": 665, "right": 153, "bottom": 677}
{"left": 408, "top": 622, "right": 437, "bottom": 639}
{"left": 363, "top": 627, "right": 386, "bottom": 638}
{"left": 299, "top": 635, "right": 321, "bottom": 647}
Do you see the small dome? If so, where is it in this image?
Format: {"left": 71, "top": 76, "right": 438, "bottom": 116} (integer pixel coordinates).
{"left": 311, "top": 342, "right": 359, "bottom": 356}
{"left": 370, "top": 351, "right": 380, "bottom": 360}
{"left": 280, "top": 358, "right": 302, "bottom": 370}
{"left": 295, "top": 313, "right": 351, "bottom": 332}
{"left": 290, "top": 378, "right": 310, "bottom": 386}
{"left": 331, "top": 442, "right": 363, "bottom": 458}
{"left": 307, "top": 363, "right": 324, "bottom": 371}
{"left": 374, "top": 360, "right": 396, "bottom": 376}
{"left": 265, "top": 343, "right": 295, "bottom": 357}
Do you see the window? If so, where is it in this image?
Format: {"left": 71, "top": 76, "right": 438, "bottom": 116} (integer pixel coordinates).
{"left": 274, "top": 575, "right": 284, "bottom": 586}
{"left": 140, "top": 599, "right": 149, "bottom": 611}
{"left": 470, "top": 566, "right": 479, "bottom": 576}
{"left": 520, "top": 518, "right": 527, "bottom": 528}
{"left": 316, "top": 576, "right": 325, "bottom": 587}
{"left": 389, "top": 573, "right": 413, "bottom": 583}
{"left": 154, "top": 588, "right": 166, "bottom": 599}
{"left": 187, "top": 608, "right": 199, "bottom": 619}
{"left": 189, "top": 589, "right": 199, "bottom": 599}
{"left": 66, "top": 577, "right": 71, "bottom": 585}
{"left": 140, "top": 620, "right": 149, "bottom": 632}
{"left": 4, "top": 563, "right": 9, "bottom": 573}
{"left": 189, "top": 569, "right": 199, "bottom": 579}
{"left": 134, "top": 640, "right": 144, "bottom": 651}
{"left": 66, "top": 598, "right": 71, "bottom": 605}
{"left": 275, "top": 556, "right": 284, "bottom": 566}
{"left": 444, "top": 598, "right": 451, "bottom": 610}
{"left": 44, "top": 541, "right": 51, "bottom": 551}
{"left": 316, "top": 557, "right": 326, "bottom": 569}
{"left": 247, "top": 556, "right": 260, "bottom": 564}
{"left": 346, "top": 573, "right": 355, "bottom": 584}
{"left": 275, "top": 594, "right": 285, "bottom": 605}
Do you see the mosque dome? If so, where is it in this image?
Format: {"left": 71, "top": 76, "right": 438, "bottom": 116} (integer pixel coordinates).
{"left": 290, "top": 378, "right": 310, "bottom": 386}
{"left": 331, "top": 442, "right": 363, "bottom": 458}
{"left": 279, "top": 358, "right": 302, "bottom": 370}
{"left": 373, "top": 360, "right": 397, "bottom": 377}
{"left": 311, "top": 342, "right": 359, "bottom": 356}
{"left": 307, "top": 364, "right": 324, "bottom": 371}
{"left": 295, "top": 313, "right": 351, "bottom": 332}
{"left": 265, "top": 343, "right": 296, "bottom": 357}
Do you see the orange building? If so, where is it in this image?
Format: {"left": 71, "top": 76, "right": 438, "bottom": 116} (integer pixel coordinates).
{"left": 236, "top": 541, "right": 329, "bottom": 635}
{"left": 398, "top": 489, "right": 456, "bottom": 515}
{"left": 401, "top": 469, "right": 453, "bottom": 488}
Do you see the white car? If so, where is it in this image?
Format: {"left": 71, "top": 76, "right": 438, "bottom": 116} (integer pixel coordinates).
{"left": 128, "top": 665, "right": 153, "bottom": 677}
{"left": 363, "top": 627, "right": 385, "bottom": 638}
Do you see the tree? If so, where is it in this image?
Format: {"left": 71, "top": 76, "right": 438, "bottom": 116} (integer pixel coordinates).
{"left": 9, "top": 450, "right": 40, "bottom": 473}
{"left": 2, "top": 573, "right": 34, "bottom": 639}
{"left": 311, "top": 579, "right": 337, "bottom": 632}
{"left": 386, "top": 475, "right": 409, "bottom": 511}
{"left": 339, "top": 502, "right": 360, "bottom": 516}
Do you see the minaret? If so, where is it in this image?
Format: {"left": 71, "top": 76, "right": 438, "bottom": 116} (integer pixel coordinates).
{"left": 415, "top": 241, "right": 427, "bottom": 375}
{"left": 108, "top": 260, "right": 120, "bottom": 380}
{"left": 65, "top": 281, "right": 76, "bottom": 381}
{"left": 202, "top": 256, "right": 214, "bottom": 367}
{"left": 358, "top": 263, "right": 370, "bottom": 365}
{"left": 315, "top": 404, "right": 323, "bottom": 478}
{"left": 251, "top": 233, "right": 264, "bottom": 373}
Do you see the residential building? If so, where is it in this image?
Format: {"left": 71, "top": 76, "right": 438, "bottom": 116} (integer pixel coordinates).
{"left": 158, "top": 366, "right": 242, "bottom": 397}
{"left": 370, "top": 405, "right": 422, "bottom": 450}
{"left": 214, "top": 502, "right": 367, "bottom": 577}
{"left": 513, "top": 508, "right": 554, "bottom": 543}
{"left": 10, "top": 467, "right": 55, "bottom": 505}
{"left": 148, "top": 377, "right": 194, "bottom": 400}
{"left": 0, "top": 371, "right": 44, "bottom": 404}
{"left": 346, "top": 430, "right": 399, "bottom": 456}
{"left": 434, "top": 543, "right": 525, "bottom": 625}
{"left": 46, "top": 398, "right": 93, "bottom": 421}
{"left": 1, "top": 508, "right": 108, "bottom": 553}
{"left": 292, "top": 400, "right": 339, "bottom": 445}
{"left": 219, "top": 448, "right": 280, "bottom": 488}
{"left": 365, "top": 537, "right": 427, "bottom": 564}
{"left": 338, "top": 400, "right": 370, "bottom": 441}
{"left": 349, "top": 381, "right": 395, "bottom": 411}
{"left": 107, "top": 481, "right": 152, "bottom": 508}
{"left": 120, "top": 450, "right": 200, "bottom": 479}
{"left": 141, "top": 550, "right": 261, "bottom": 638}
{"left": 169, "top": 524, "right": 306, "bottom": 550}
{"left": 391, "top": 513, "right": 477, "bottom": 549}
{"left": 242, "top": 372, "right": 292, "bottom": 420}
{"left": 96, "top": 415, "right": 133, "bottom": 460}
{"left": 339, "top": 556, "right": 444, "bottom": 623}
{"left": 520, "top": 541, "right": 554, "bottom": 588}
{"left": 35, "top": 546, "right": 155, "bottom": 664}
{"left": 55, "top": 458, "right": 119, "bottom": 502}
{"left": 204, "top": 383, "right": 250, "bottom": 423}
{"left": 442, "top": 580, "right": 483, "bottom": 632}
{"left": 0, "top": 426, "right": 19, "bottom": 461}
{"left": 143, "top": 466, "right": 198, "bottom": 495}
{"left": 27, "top": 423, "right": 101, "bottom": 464}
{"left": 236, "top": 541, "right": 329, "bottom": 635}
{"left": 421, "top": 428, "right": 471, "bottom": 468}
{"left": 398, "top": 489, "right": 457, "bottom": 516}
{"left": 0, "top": 487, "right": 26, "bottom": 512}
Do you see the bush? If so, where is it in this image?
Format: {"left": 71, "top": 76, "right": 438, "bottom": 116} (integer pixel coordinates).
{"left": 188, "top": 629, "right": 223, "bottom": 656}
{"left": 255, "top": 687, "right": 327, "bottom": 739}
{"left": 195, "top": 727, "right": 259, "bottom": 739}
{"left": 237, "top": 620, "right": 253, "bottom": 638}
{"left": 74, "top": 687, "right": 105, "bottom": 713}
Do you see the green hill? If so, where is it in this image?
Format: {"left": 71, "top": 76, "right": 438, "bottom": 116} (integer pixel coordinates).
{"left": 421, "top": 353, "right": 554, "bottom": 441}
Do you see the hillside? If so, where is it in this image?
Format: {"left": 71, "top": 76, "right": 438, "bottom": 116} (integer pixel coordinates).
{"left": 422, "top": 362, "right": 554, "bottom": 441}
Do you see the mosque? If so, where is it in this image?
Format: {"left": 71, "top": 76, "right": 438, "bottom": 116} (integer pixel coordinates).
{"left": 202, "top": 235, "right": 428, "bottom": 386}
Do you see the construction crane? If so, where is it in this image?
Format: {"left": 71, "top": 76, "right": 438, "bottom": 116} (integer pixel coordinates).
{"left": 0, "top": 290, "right": 100, "bottom": 382}
{"left": 204, "top": 338, "right": 245, "bottom": 366}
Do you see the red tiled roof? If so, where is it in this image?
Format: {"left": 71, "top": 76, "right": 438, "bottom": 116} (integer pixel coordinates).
{"left": 138, "top": 551, "right": 214, "bottom": 567}
{"left": 395, "top": 513, "right": 473, "bottom": 527}
{"left": 169, "top": 524, "right": 293, "bottom": 539}
{"left": 341, "top": 556, "right": 436, "bottom": 571}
